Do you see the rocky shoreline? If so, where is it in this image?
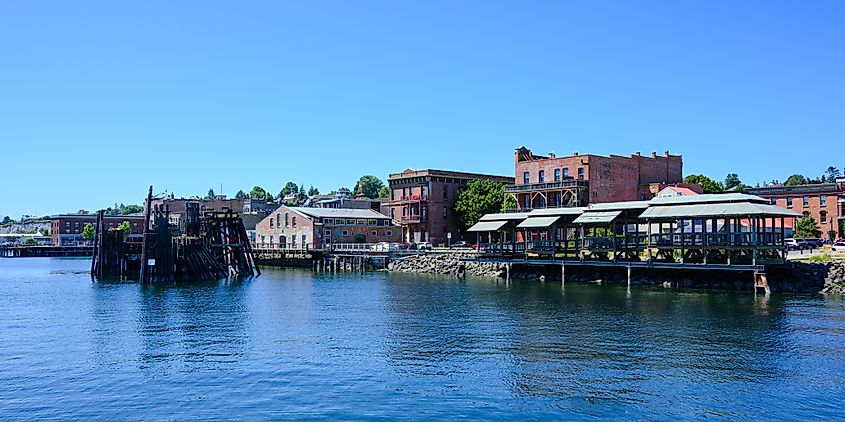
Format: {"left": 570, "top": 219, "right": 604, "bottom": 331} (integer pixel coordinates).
{"left": 387, "top": 253, "right": 845, "bottom": 295}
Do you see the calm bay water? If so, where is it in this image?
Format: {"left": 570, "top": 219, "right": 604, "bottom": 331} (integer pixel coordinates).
{"left": 1, "top": 258, "right": 844, "bottom": 420}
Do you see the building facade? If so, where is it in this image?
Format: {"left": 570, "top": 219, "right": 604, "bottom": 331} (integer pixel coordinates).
{"left": 254, "top": 206, "right": 400, "bottom": 249}
{"left": 747, "top": 179, "right": 845, "bottom": 240}
{"left": 508, "top": 146, "right": 685, "bottom": 210}
{"left": 386, "top": 169, "right": 515, "bottom": 245}
{"left": 51, "top": 214, "right": 145, "bottom": 246}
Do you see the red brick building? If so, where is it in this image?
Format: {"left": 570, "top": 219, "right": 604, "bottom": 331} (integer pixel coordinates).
{"left": 747, "top": 179, "right": 845, "bottom": 240}
{"left": 386, "top": 169, "right": 515, "bottom": 245}
{"left": 508, "top": 146, "right": 685, "bottom": 210}
{"left": 254, "top": 206, "right": 400, "bottom": 249}
{"left": 51, "top": 214, "right": 145, "bottom": 246}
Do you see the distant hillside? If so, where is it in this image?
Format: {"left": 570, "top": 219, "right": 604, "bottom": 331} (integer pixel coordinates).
{"left": 0, "top": 221, "right": 51, "bottom": 235}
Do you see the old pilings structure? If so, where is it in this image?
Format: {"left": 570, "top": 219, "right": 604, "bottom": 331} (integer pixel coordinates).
{"left": 92, "top": 186, "right": 260, "bottom": 283}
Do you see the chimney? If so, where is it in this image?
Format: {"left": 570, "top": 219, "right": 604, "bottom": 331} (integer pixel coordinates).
{"left": 549, "top": 152, "right": 555, "bottom": 158}
{"left": 664, "top": 150, "right": 670, "bottom": 157}
{"left": 573, "top": 152, "right": 579, "bottom": 156}
{"left": 635, "top": 151, "right": 641, "bottom": 156}
{"left": 651, "top": 151, "right": 657, "bottom": 158}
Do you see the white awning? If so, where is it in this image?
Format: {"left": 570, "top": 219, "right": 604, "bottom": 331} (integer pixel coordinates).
{"left": 572, "top": 211, "right": 622, "bottom": 224}
{"left": 517, "top": 216, "right": 560, "bottom": 228}
{"left": 467, "top": 220, "right": 508, "bottom": 232}
{"left": 639, "top": 203, "right": 801, "bottom": 219}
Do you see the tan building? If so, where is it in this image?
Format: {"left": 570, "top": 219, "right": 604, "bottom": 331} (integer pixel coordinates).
{"left": 255, "top": 206, "right": 400, "bottom": 249}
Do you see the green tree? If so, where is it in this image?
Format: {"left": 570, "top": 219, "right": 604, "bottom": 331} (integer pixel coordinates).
{"left": 280, "top": 182, "right": 299, "bottom": 197}
{"left": 204, "top": 188, "right": 215, "bottom": 200}
{"left": 683, "top": 174, "right": 724, "bottom": 194}
{"left": 1, "top": 216, "right": 11, "bottom": 225}
{"left": 825, "top": 166, "right": 841, "bottom": 181}
{"left": 377, "top": 185, "right": 390, "bottom": 199}
{"left": 82, "top": 223, "right": 96, "bottom": 241}
{"left": 784, "top": 174, "right": 809, "bottom": 186}
{"left": 234, "top": 190, "right": 248, "bottom": 200}
{"left": 453, "top": 179, "right": 506, "bottom": 231}
{"left": 308, "top": 186, "right": 320, "bottom": 196}
{"left": 503, "top": 195, "right": 517, "bottom": 211}
{"left": 116, "top": 221, "right": 131, "bottom": 237}
{"left": 249, "top": 186, "right": 269, "bottom": 200}
{"left": 795, "top": 215, "right": 821, "bottom": 238}
{"left": 353, "top": 175, "right": 385, "bottom": 199}
{"left": 23, "top": 237, "right": 36, "bottom": 245}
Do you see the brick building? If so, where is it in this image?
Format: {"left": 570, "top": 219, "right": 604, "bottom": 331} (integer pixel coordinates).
{"left": 51, "top": 214, "right": 145, "bottom": 246}
{"left": 386, "top": 169, "right": 515, "bottom": 245}
{"left": 747, "top": 179, "right": 845, "bottom": 240}
{"left": 508, "top": 146, "right": 686, "bottom": 210}
{"left": 255, "top": 206, "right": 400, "bottom": 249}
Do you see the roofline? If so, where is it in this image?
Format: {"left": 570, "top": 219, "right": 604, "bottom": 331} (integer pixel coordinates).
{"left": 388, "top": 169, "right": 514, "bottom": 182}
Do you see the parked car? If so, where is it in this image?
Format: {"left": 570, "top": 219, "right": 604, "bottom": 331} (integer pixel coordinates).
{"left": 450, "top": 241, "right": 472, "bottom": 249}
{"left": 785, "top": 238, "right": 800, "bottom": 250}
{"left": 416, "top": 242, "right": 433, "bottom": 251}
{"left": 832, "top": 242, "right": 845, "bottom": 252}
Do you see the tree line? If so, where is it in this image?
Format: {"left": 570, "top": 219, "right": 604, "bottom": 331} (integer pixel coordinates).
{"left": 221, "top": 175, "right": 391, "bottom": 206}
{"left": 683, "top": 165, "right": 842, "bottom": 194}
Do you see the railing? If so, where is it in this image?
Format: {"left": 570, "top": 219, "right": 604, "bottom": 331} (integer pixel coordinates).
{"left": 526, "top": 240, "right": 555, "bottom": 255}
{"left": 254, "top": 243, "right": 315, "bottom": 251}
{"left": 647, "top": 233, "right": 785, "bottom": 247}
{"left": 330, "top": 243, "right": 378, "bottom": 252}
{"left": 504, "top": 180, "right": 589, "bottom": 193}
{"left": 401, "top": 215, "right": 427, "bottom": 224}
{"left": 479, "top": 242, "right": 525, "bottom": 255}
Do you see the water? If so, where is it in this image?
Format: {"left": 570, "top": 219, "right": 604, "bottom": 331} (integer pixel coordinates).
{"left": 1, "top": 258, "right": 844, "bottom": 420}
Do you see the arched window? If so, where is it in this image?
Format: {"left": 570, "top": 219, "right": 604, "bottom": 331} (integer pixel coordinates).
{"left": 285, "top": 213, "right": 289, "bottom": 227}
{"left": 292, "top": 216, "right": 297, "bottom": 227}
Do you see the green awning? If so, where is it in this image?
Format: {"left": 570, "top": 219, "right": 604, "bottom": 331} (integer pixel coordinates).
{"left": 467, "top": 220, "right": 508, "bottom": 232}
{"left": 517, "top": 216, "right": 560, "bottom": 228}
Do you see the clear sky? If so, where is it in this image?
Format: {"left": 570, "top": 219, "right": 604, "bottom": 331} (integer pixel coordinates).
{"left": 1, "top": 1, "right": 843, "bottom": 218}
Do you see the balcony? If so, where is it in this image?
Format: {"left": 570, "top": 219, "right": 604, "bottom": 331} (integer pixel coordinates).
{"left": 504, "top": 179, "right": 589, "bottom": 193}
{"left": 390, "top": 194, "right": 429, "bottom": 204}
{"left": 401, "top": 215, "right": 428, "bottom": 224}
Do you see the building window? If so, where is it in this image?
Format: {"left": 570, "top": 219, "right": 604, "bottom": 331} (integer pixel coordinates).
{"left": 786, "top": 197, "right": 793, "bottom": 208}
{"left": 539, "top": 170, "right": 545, "bottom": 183}
{"left": 342, "top": 230, "right": 349, "bottom": 236}
{"left": 325, "top": 218, "right": 334, "bottom": 225}
{"left": 291, "top": 235, "right": 297, "bottom": 245}
{"left": 803, "top": 196, "right": 809, "bottom": 207}
{"left": 302, "top": 235, "right": 307, "bottom": 246}
{"left": 770, "top": 197, "right": 777, "bottom": 205}
{"left": 368, "top": 219, "right": 377, "bottom": 226}
{"left": 285, "top": 213, "right": 289, "bottom": 227}
{"left": 391, "top": 209, "right": 395, "bottom": 219}
{"left": 577, "top": 168, "right": 584, "bottom": 180}
{"left": 402, "top": 187, "right": 407, "bottom": 197}
{"left": 821, "top": 211, "right": 827, "bottom": 223}
{"left": 269, "top": 218, "right": 274, "bottom": 228}
{"left": 523, "top": 171, "right": 530, "bottom": 184}
{"left": 371, "top": 230, "right": 377, "bottom": 236}
{"left": 386, "top": 230, "right": 392, "bottom": 236}
{"left": 563, "top": 168, "right": 569, "bottom": 177}
{"left": 270, "top": 235, "right": 274, "bottom": 244}
{"left": 402, "top": 207, "right": 407, "bottom": 217}
{"left": 325, "top": 229, "right": 331, "bottom": 236}
{"left": 443, "top": 207, "right": 447, "bottom": 218}
{"left": 821, "top": 195, "right": 827, "bottom": 206}
{"left": 524, "top": 195, "right": 530, "bottom": 209}
{"left": 75, "top": 222, "right": 79, "bottom": 227}
{"left": 554, "top": 169, "right": 561, "bottom": 181}
{"left": 292, "top": 216, "right": 297, "bottom": 227}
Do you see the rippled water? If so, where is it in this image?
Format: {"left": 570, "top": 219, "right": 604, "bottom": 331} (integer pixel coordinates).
{"left": 1, "top": 258, "right": 844, "bottom": 420}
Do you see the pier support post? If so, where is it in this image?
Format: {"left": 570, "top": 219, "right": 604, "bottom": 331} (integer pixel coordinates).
{"left": 561, "top": 264, "right": 565, "bottom": 284}
{"left": 627, "top": 265, "right": 631, "bottom": 286}
{"left": 506, "top": 263, "right": 511, "bottom": 281}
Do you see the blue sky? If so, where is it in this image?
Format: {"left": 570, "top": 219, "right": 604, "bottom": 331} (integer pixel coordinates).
{"left": 1, "top": 1, "right": 843, "bottom": 218}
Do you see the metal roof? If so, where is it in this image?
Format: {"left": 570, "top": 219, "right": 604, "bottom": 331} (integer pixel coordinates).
{"left": 649, "top": 193, "right": 767, "bottom": 205}
{"left": 572, "top": 210, "right": 622, "bottom": 224}
{"left": 288, "top": 207, "right": 390, "bottom": 219}
{"left": 467, "top": 220, "right": 509, "bottom": 232}
{"left": 638, "top": 203, "right": 801, "bottom": 219}
{"left": 517, "top": 216, "right": 560, "bottom": 228}
{"left": 587, "top": 201, "right": 651, "bottom": 211}
{"left": 479, "top": 212, "right": 530, "bottom": 221}
{"left": 527, "top": 207, "right": 586, "bottom": 217}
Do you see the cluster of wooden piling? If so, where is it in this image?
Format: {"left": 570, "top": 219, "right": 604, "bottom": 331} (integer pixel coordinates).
{"left": 92, "top": 186, "right": 260, "bottom": 283}
{"left": 313, "top": 255, "right": 387, "bottom": 273}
